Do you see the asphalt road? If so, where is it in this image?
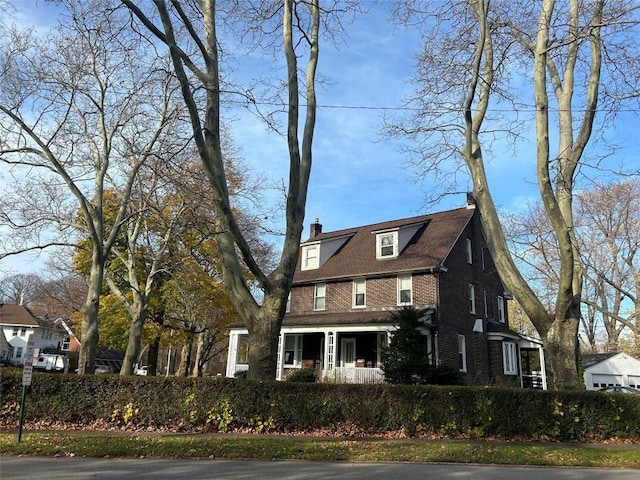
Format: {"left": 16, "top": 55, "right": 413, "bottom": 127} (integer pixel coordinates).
{"left": 1, "top": 457, "right": 638, "bottom": 480}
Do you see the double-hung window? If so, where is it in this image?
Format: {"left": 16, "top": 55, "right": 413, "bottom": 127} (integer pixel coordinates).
{"left": 466, "top": 238, "right": 473, "bottom": 264}
{"left": 468, "top": 284, "right": 476, "bottom": 314}
{"left": 503, "top": 342, "right": 518, "bottom": 375}
{"left": 497, "top": 296, "right": 505, "bottom": 322}
{"left": 301, "top": 244, "right": 319, "bottom": 270}
{"left": 377, "top": 231, "right": 398, "bottom": 259}
{"left": 284, "top": 334, "right": 303, "bottom": 367}
{"left": 353, "top": 279, "right": 366, "bottom": 308}
{"left": 16, "top": 347, "right": 23, "bottom": 359}
{"left": 458, "top": 335, "right": 467, "bottom": 372}
{"left": 314, "top": 283, "right": 326, "bottom": 311}
{"left": 397, "top": 275, "right": 412, "bottom": 305}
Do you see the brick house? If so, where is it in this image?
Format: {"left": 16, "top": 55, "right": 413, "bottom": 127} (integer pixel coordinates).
{"left": 226, "top": 199, "right": 546, "bottom": 388}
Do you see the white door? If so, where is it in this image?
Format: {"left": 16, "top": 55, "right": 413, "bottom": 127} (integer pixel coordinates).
{"left": 340, "top": 338, "right": 356, "bottom": 367}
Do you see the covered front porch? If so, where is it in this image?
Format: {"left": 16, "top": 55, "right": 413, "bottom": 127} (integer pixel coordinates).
{"left": 227, "top": 325, "right": 394, "bottom": 384}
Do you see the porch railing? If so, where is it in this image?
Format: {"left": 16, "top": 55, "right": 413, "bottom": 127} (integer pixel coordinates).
{"left": 322, "top": 367, "right": 384, "bottom": 384}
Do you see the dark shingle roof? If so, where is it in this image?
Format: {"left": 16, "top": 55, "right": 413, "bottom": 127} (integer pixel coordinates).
{"left": 293, "top": 207, "right": 474, "bottom": 283}
{"left": 0, "top": 304, "right": 40, "bottom": 326}
{"left": 582, "top": 353, "right": 619, "bottom": 369}
{"left": 283, "top": 310, "right": 396, "bottom": 327}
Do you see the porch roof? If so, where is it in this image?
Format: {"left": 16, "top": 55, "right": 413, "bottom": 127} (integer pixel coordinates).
{"left": 283, "top": 310, "right": 395, "bottom": 327}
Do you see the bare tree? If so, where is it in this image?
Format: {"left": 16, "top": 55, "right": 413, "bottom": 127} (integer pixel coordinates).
{"left": 390, "top": 0, "right": 640, "bottom": 389}
{"left": 0, "top": 273, "right": 43, "bottom": 305}
{"left": 577, "top": 180, "right": 640, "bottom": 353}
{"left": 0, "top": 0, "right": 182, "bottom": 373}
{"left": 121, "top": 0, "right": 327, "bottom": 379}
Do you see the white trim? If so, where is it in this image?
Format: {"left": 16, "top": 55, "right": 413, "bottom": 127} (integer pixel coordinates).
{"left": 466, "top": 238, "right": 473, "bottom": 264}
{"left": 314, "top": 283, "right": 326, "bottom": 311}
{"left": 301, "top": 243, "right": 320, "bottom": 270}
{"left": 397, "top": 274, "right": 412, "bottom": 305}
{"left": 376, "top": 231, "right": 398, "bottom": 259}
{"left": 469, "top": 284, "right": 476, "bottom": 314}
{"left": 353, "top": 279, "right": 366, "bottom": 308}
{"left": 497, "top": 296, "right": 505, "bottom": 323}
{"left": 458, "top": 334, "right": 467, "bottom": 372}
{"left": 503, "top": 342, "right": 518, "bottom": 375}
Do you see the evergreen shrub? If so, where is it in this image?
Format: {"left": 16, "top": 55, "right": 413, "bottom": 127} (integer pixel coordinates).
{"left": 1, "top": 369, "right": 638, "bottom": 441}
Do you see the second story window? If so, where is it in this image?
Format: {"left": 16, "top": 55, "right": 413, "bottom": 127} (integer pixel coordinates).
{"left": 301, "top": 244, "right": 319, "bottom": 270}
{"left": 466, "top": 238, "right": 473, "bottom": 264}
{"left": 353, "top": 279, "right": 366, "bottom": 308}
{"left": 397, "top": 275, "right": 412, "bottom": 305}
{"left": 286, "top": 293, "right": 291, "bottom": 313}
{"left": 314, "top": 283, "right": 326, "bottom": 311}
{"left": 20, "top": 327, "right": 27, "bottom": 336}
{"left": 12, "top": 327, "right": 18, "bottom": 336}
{"left": 377, "top": 231, "right": 398, "bottom": 259}
{"left": 497, "top": 296, "right": 505, "bottom": 323}
{"left": 469, "top": 284, "right": 476, "bottom": 314}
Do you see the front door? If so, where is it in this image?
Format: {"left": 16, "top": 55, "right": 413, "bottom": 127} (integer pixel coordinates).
{"left": 340, "top": 338, "right": 356, "bottom": 367}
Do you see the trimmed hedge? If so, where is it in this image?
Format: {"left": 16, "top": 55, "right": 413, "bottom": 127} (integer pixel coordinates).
{"left": 1, "top": 368, "right": 639, "bottom": 441}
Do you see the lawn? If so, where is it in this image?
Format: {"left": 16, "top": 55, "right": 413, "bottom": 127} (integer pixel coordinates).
{"left": 1, "top": 432, "right": 639, "bottom": 469}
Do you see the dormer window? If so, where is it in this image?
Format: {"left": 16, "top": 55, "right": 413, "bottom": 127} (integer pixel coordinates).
{"left": 301, "top": 243, "right": 319, "bottom": 270}
{"left": 377, "top": 231, "right": 398, "bottom": 259}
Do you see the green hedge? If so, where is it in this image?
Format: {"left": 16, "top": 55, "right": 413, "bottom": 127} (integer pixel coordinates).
{"left": 1, "top": 369, "right": 639, "bottom": 441}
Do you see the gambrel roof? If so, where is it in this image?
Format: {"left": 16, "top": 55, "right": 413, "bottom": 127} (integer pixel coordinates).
{"left": 293, "top": 207, "right": 475, "bottom": 284}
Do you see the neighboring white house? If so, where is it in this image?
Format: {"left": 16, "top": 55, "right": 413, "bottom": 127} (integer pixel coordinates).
{"left": 0, "top": 304, "right": 68, "bottom": 366}
{"left": 0, "top": 327, "right": 12, "bottom": 365}
{"left": 583, "top": 352, "right": 640, "bottom": 391}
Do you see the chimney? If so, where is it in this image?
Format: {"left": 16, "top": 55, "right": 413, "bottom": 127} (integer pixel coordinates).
{"left": 309, "top": 218, "right": 322, "bottom": 238}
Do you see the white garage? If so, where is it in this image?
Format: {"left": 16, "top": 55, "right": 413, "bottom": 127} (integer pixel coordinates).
{"left": 583, "top": 352, "right": 640, "bottom": 391}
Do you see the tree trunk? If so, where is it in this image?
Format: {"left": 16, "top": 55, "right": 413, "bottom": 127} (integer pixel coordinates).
{"left": 545, "top": 315, "right": 580, "bottom": 390}
{"left": 121, "top": 300, "right": 146, "bottom": 375}
{"left": 176, "top": 340, "right": 192, "bottom": 377}
{"left": 246, "top": 297, "right": 284, "bottom": 380}
{"left": 78, "top": 254, "right": 104, "bottom": 374}
{"left": 147, "top": 334, "right": 160, "bottom": 377}
{"left": 192, "top": 331, "right": 205, "bottom": 377}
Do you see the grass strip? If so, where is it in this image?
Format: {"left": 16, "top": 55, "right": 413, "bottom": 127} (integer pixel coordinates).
{"left": 1, "top": 433, "right": 639, "bottom": 468}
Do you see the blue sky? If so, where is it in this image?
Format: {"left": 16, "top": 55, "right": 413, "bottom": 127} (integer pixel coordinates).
{"left": 1, "top": 1, "right": 639, "bottom": 276}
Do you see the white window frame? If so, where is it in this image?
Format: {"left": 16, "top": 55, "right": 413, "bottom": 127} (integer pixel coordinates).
{"left": 314, "top": 283, "right": 326, "bottom": 311}
{"left": 397, "top": 274, "right": 412, "bottom": 305}
{"left": 376, "top": 231, "right": 398, "bottom": 259}
{"left": 503, "top": 342, "right": 518, "bottom": 375}
{"left": 458, "top": 335, "right": 467, "bottom": 372}
{"left": 469, "top": 284, "right": 476, "bottom": 314}
{"left": 284, "top": 334, "right": 303, "bottom": 367}
{"left": 286, "top": 292, "right": 291, "bottom": 313}
{"left": 301, "top": 244, "right": 319, "bottom": 270}
{"left": 16, "top": 346, "right": 23, "bottom": 359}
{"left": 483, "top": 290, "right": 488, "bottom": 318}
{"left": 353, "top": 279, "right": 366, "bottom": 308}
{"left": 497, "top": 296, "right": 505, "bottom": 323}
{"left": 466, "top": 238, "right": 473, "bottom": 264}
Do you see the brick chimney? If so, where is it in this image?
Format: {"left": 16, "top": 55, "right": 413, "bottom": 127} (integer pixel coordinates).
{"left": 309, "top": 218, "right": 322, "bottom": 238}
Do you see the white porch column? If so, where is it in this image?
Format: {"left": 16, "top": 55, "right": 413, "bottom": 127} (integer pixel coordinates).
{"left": 325, "top": 331, "right": 334, "bottom": 373}
{"left": 276, "top": 332, "right": 284, "bottom": 381}
{"left": 226, "top": 332, "right": 238, "bottom": 378}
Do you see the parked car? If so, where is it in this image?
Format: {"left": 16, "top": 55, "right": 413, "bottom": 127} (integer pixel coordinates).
{"left": 95, "top": 365, "right": 113, "bottom": 374}
{"left": 599, "top": 386, "right": 640, "bottom": 394}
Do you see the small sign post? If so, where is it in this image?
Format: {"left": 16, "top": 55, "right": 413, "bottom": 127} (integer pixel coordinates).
{"left": 18, "top": 335, "right": 35, "bottom": 442}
